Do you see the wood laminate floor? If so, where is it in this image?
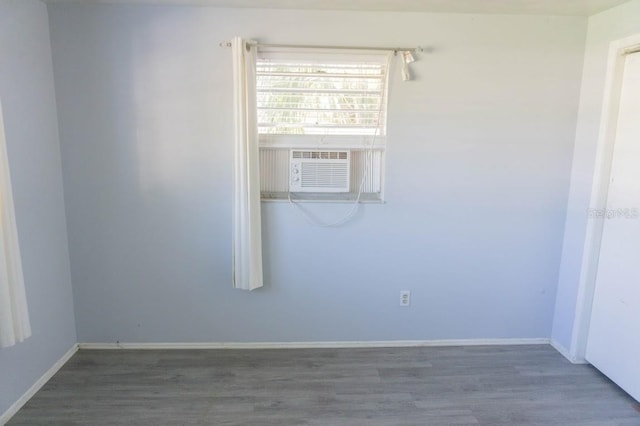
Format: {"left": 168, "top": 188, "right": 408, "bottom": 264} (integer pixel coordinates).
{"left": 8, "top": 345, "right": 640, "bottom": 425}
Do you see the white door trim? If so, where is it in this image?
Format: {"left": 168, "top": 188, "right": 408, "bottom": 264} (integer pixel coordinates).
{"left": 570, "top": 33, "right": 640, "bottom": 361}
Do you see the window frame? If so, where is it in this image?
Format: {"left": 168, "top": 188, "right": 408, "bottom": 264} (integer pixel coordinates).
{"left": 254, "top": 48, "right": 391, "bottom": 202}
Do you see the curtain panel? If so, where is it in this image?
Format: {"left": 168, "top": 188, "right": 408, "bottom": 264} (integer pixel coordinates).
{"left": 0, "top": 101, "right": 31, "bottom": 347}
{"left": 231, "top": 37, "right": 263, "bottom": 291}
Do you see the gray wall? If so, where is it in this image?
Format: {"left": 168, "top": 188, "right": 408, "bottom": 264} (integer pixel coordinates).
{"left": 0, "top": 0, "right": 76, "bottom": 415}
{"left": 552, "top": 0, "right": 640, "bottom": 354}
{"left": 48, "top": 4, "right": 586, "bottom": 343}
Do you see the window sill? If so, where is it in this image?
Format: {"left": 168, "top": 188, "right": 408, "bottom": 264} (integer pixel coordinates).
{"left": 261, "top": 192, "right": 385, "bottom": 204}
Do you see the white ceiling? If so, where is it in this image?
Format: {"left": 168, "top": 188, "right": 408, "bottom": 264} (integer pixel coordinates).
{"left": 42, "top": 0, "right": 631, "bottom": 16}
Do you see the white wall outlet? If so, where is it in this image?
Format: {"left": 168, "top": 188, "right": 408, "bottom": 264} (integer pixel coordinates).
{"left": 400, "top": 290, "right": 411, "bottom": 307}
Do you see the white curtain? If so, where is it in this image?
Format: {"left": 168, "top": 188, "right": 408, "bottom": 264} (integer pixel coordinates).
{"left": 0, "top": 101, "right": 31, "bottom": 347}
{"left": 232, "top": 37, "right": 263, "bottom": 291}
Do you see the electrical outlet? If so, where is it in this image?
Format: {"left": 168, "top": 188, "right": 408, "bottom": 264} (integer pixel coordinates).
{"left": 400, "top": 290, "right": 411, "bottom": 307}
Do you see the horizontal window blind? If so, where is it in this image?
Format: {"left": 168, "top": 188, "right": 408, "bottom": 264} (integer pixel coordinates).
{"left": 256, "top": 60, "right": 388, "bottom": 136}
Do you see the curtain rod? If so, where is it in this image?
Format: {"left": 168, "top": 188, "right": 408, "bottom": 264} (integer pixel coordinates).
{"left": 623, "top": 45, "right": 640, "bottom": 55}
{"left": 219, "top": 41, "right": 422, "bottom": 53}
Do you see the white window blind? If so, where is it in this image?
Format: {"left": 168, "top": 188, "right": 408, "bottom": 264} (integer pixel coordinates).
{"left": 256, "top": 57, "right": 388, "bottom": 137}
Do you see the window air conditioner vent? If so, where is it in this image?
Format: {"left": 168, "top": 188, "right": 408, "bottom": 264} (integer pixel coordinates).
{"left": 290, "top": 150, "right": 350, "bottom": 193}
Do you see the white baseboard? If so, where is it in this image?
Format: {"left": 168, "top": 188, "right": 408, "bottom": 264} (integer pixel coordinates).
{"left": 78, "top": 338, "right": 550, "bottom": 350}
{"left": 0, "top": 343, "right": 78, "bottom": 425}
{"left": 550, "top": 339, "right": 588, "bottom": 364}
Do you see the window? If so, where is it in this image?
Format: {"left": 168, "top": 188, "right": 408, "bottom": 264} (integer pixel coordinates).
{"left": 256, "top": 50, "right": 390, "bottom": 201}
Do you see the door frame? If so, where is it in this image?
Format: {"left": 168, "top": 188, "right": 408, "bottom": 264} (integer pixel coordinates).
{"left": 570, "top": 34, "right": 640, "bottom": 361}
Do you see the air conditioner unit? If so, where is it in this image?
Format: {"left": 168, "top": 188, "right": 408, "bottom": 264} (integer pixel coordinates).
{"left": 289, "top": 150, "right": 350, "bottom": 193}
